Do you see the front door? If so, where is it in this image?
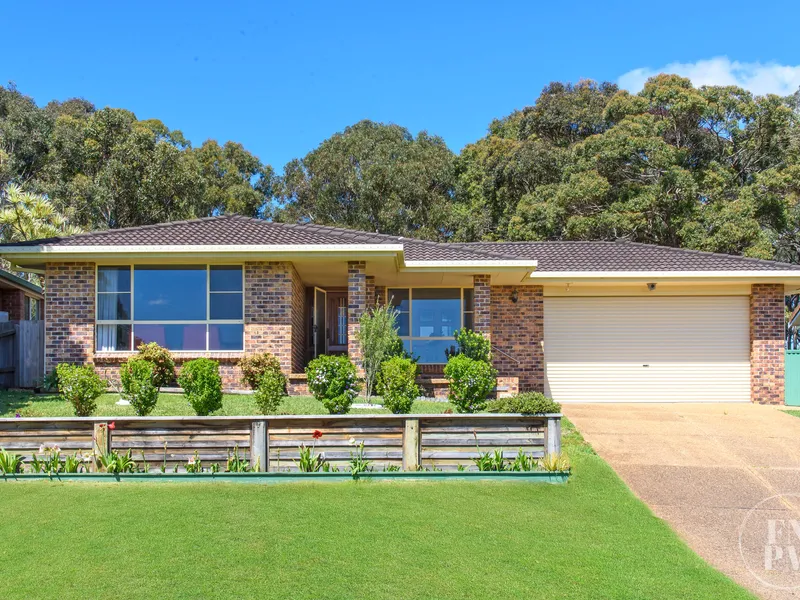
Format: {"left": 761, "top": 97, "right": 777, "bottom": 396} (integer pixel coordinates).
{"left": 313, "top": 287, "right": 327, "bottom": 358}
{"left": 327, "top": 292, "right": 348, "bottom": 353}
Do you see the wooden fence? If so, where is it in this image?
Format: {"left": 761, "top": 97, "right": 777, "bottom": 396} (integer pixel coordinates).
{"left": 0, "top": 320, "right": 45, "bottom": 389}
{"left": 0, "top": 414, "right": 562, "bottom": 472}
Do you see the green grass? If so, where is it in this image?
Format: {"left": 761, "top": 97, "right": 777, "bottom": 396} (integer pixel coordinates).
{"left": 784, "top": 409, "right": 800, "bottom": 419}
{"left": 0, "top": 418, "right": 753, "bottom": 599}
{"left": 0, "top": 390, "right": 453, "bottom": 417}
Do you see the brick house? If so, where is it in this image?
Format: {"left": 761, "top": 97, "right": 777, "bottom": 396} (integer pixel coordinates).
{"left": 1, "top": 215, "right": 798, "bottom": 404}
{"left": 0, "top": 269, "right": 43, "bottom": 322}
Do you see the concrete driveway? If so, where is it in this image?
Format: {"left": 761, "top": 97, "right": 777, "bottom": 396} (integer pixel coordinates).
{"left": 563, "top": 403, "right": 800, "bottom": 600}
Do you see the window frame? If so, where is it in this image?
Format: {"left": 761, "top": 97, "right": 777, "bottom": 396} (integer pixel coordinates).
{"left": 95, "top": 264, "right": 245, "bottom": 352}
{"left": 387, "top": 287, "right": 471, "bottom": 365}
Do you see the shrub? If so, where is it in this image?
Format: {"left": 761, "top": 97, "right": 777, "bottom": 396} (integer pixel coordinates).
{"left": 120, "top": 358, "right": 160, "bottom": 416}
{"left": 253, "top": 369, "right": 287, "bottom": 415}
{"left": 540, "top": 452, "right": 571, "bottom": 472}
{"left": 378, "top": 357, "right": 419, "bottom": 414}
{"left": 177, "top": 358, "right": 223, "bottom": 416}
{"left": 135, "top": 342, "right": 175, "bottom": 389}
{"left": 453, "top": 329, "right": 491, "bottom": 363}
{"left": 0, "top": 449, "right": 24, "bottom": 474}
{"left": 443, "top": 354, "right": 496, "bottom": 413}
{"left": 487, "top": 391, "right": 561, "bottom": 414}
{"left": 306, "top": 355, "right": 361, "bottom": 414}
{"left": 357, "top": 304, "right": 402, "bottom": 398}
{"left": 238, "top": 353, "right": 282, "bottom": 390}
{"left": 56, "top": 363, "right": 106, "bottom": 417}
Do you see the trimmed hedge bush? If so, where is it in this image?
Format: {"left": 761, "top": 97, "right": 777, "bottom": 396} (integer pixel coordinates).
{"left": 306, "top": 355, "right": 361, "bottom": 414}
{"left": 177, "top": 358, "right": 223, "bottom": 416}
{"left": 56, "top": 364, "right": 106, "bottom": 417}
{"left": 239, "top": 353, "right": 282, "bottom": 390}
{"left": 487, "top": 392, "right": 561, "bottom": 414}
{"left": 120, "top": 358, "right": 159, "bottom": 416}
{"left": 135, "top": 342, "right": 175, "bottom": 389}
{"left": 378, "top": 356, "right": 419, "bottom": 414}
{"left": 453, "top": 328, "right": 491, "bottom": 363}
{"left": 253, "top": 370, "right": 287, "bottom": 415}
{"left": 443, "top": 354, "right": 496, "bottom": 413}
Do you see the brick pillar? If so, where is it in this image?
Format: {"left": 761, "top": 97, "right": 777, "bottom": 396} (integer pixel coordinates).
{"left": 490, "top": 285, "right": 544, "bottom": 392}
{"left": 375, "top": 285, "right": 386, "bottom": 306}
{"left": 0, "top": 289, "right": 25, "bottom": 321}
{"left": 244, "top": 262, "right": 295, "bottom": 374}
{"left": 45, "top": 263, "right": 95, "bottom": 374}
{"left": 348, "top": 261, "right": 367, "bottom": 371}
{"left": 365, "top": 276, "right": 376, "bottom": 309}
{"left": 750, "top": 283, "right": 785, "bottom": 404}
{"left": 473, "top": 275, "right": 491, "bottom": 341}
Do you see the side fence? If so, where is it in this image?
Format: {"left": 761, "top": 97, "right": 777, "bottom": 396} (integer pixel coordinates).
{"left": 0, "top": 320, "right": 45, "bottom": 388}
{"left": 0, "top": 414, "right": 562, "bottom": 472}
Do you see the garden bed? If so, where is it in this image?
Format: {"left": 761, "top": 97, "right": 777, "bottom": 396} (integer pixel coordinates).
{"left": 0, "top": 470, "right": 570, "bottom": 484}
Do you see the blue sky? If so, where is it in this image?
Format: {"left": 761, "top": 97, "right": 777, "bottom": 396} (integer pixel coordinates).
{"left": 2, "top": 1, "right": 798, "bottom": 171}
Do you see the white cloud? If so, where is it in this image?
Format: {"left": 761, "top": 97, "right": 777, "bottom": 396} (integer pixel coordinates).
{"left": 618, "top": 57, "right": 800, "bottom": 96}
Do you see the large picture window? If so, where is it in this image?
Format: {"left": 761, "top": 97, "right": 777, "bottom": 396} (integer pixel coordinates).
{"left": 96, "top": 265, "right": 244, "bottom": 352}
{"left": 387, "top": 288, "right": 472, "bottom": 364}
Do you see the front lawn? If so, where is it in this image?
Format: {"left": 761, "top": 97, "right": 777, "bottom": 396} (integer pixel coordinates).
{"left": 0, "top": 420, "right": 753, "bottom": 599}
{"left": 0, "top": 390, "right": 453, "bottom": 417}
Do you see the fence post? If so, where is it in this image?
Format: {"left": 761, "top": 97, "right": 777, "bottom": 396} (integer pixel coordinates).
{"left": 93, "top": 422, "right": 110, "bottom": 471}
{"left": 403, "top": 418, "right": 420, "bottom": 471}
{"left": 250, "top": 420, "right": 268, "bottom": 472}
{"left": 546, "top": 416, "right": 561, "bottom": 456}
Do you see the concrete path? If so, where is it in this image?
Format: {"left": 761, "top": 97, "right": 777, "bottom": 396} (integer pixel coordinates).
{"left": 563, "top": 403, "right": 800, "bottom": 600}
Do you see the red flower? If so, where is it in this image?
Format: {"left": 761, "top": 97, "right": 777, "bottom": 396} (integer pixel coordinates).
{"left": 312, "top": 430, "right": 323, "bottom": 440}
{"left": 108, "top": 422, "right": 116, "bottom": 430}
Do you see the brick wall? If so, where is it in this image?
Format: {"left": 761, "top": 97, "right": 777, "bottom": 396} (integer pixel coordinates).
{"left": 750, "top": 283, "right": 785, "bottom": 405}
{"left": 44, "top": 263, "right": 95, "bottom": 374}
{"left": 490, "top": 285, "right": 544, "bottom": 392}
{"left": 375, "top": 285, "right": 386, "bottom": 306}
{"left": 366, "top": 276, "right": 376, "bottom": 309}
{"left": 347, "top": 261, "right": 367, "bottom": 370}
{"left": 473, "top": 275, "right": 491, "bottom": 340}
{"left": 0, "top": 289, "right": 25, "bottom": 321}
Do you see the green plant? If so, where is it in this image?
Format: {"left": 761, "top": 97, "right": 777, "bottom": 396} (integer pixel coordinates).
{"left": 99, "top": 449, "right": 137, "bottom": 474}
{"left": 253, "top": 369, "right": 287, "bottom": 415}
{"left": 348, "top": 437, "right": 371, "bottom": 476}
{"left": 306, "top": 355, "right": 361, "bottom": 414}
{"left": 120, "top": 358, "right": 160, "bottom": 416}
{"left": 0, "top": 448, "right": 24, "bottom": 474}
{"left": 226, "top": 446, "right": 251, "bottom": 472}
{"left": 295, "top": 444, "right": 326, "bottom": 472}
{"left": 487, "top": 392, "right": 561, "bottom": 414}
{"left": 540, "top": 452, "right": 571, "bottom": 472}
{"left": 357, "top": 304, "right": 402, "bottom": 398}
{"left": 63, "top": 452, "right": 91, "bottom": 473}
{"left": 443, "top": 354, "right": 496, "bottom": 413}
{"left": 238, "top": 353, "right": 282, "bottom": 390}
{"left": 473, "top": 448, "right": 506, "bottom": 472}
{"left": 139, "top": 450, "right": 150, "bottom": 473}
{"left": 509, "top": 448, "right": 536, "bottom": 472}
{"left": 185, "top": 451, "right": 202, "bottom": 473}
{"left": 383, "top": 464, "right": 401, "bottom": 472}
{"left": 56, "top": 363, "right": 106, "bottom": 417}
{"left": 39, "top": 369, "right": 59, "bottom": 392}
{"left": 177, "top": 358, "right": 223, "bottom": 416}
{"left": 378, "top": 356, "right": 419, "bottom": 414}
{"left": 451, "top": 328, "right": 492, "bottom": 363}
{"left": 135, "top": 342, "right": 175, "bottom": 389}
{"left": 161, "top": 442, "right": 168, "bottom": 473}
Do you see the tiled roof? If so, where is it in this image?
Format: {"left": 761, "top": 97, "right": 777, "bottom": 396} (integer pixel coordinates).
{"left": 458, "top": 241, "right": 800, "bottom": 272}
{"left": 2, "top": 215, "right": 798, "bottom": 271}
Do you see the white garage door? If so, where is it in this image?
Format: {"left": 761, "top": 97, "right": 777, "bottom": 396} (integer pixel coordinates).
{"left": 543, "top": 296, "right": 750, "bottom": 403}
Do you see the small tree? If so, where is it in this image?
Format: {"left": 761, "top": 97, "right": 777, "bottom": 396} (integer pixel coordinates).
{"left": 378, "top": 357, "right": 420, "bottom": 414}
{"left": 56, "top": 364, "right": 106, "bottom": 417}
{"left": 453, "top": 329, "right": 491, "bottom": 363}
{"left": 357, "top": 304, "right": 402, "bottom": 399}
{"left": 177, "top": 358, "right": 223, "bottom": 416}
{"left": 135, "top": 342, "right": 175, "bottom": 390}
{"left": 443, "top": 354, "right": 496, "bottom": 413}
{"left": 238, "top": 353, "right": 282, "bottom": 390}
{"left": 120, "top": 359, "right": 159, "bottom": 416}
{"left": 306, "top": 355, "right": 361, "bottom": 414}
{"left": 253, "top": 370, "right": 287, "bottom": 415}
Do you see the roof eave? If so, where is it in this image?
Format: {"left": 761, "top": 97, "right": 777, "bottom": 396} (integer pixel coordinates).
{"left": 529, "top": 270, "right": 800, "bottom": 281}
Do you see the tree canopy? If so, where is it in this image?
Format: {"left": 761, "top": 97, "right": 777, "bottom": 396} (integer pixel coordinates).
{"left": 1, "top": 77, "right": 800, "bottom": 261}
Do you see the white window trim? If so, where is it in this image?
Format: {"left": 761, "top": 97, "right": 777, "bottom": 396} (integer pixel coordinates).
{"left": 389, "top": 287, "right": 470, "bottom": 365}
{"left": 95, "top": 264, "right": 245, "bottom": 352}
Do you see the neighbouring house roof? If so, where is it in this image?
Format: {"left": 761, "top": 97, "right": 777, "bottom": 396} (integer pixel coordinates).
{"left": 1, "top": 215, "right": 799, "bottom": 275}
{"left": 0, "top": 269, "right": 43, "bottom": 297}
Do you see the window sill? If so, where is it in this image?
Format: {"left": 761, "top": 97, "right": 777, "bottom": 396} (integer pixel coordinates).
{"left": 94, "top": 352, "right": 245, "bottom": 363}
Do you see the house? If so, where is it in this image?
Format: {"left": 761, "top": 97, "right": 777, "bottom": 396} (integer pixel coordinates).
{"left": 0, "top": 269, "right": 43, "bottom": 322}
{"left": 0, "top": 215, "right": 798, "bottom": 404}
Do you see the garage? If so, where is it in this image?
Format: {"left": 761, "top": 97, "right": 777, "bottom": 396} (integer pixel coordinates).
{"left": 543, "top": 296, "right": 750, "bottom": 403}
